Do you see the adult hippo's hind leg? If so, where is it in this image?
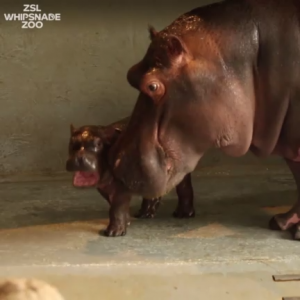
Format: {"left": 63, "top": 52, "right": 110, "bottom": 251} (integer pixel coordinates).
{"left": 134, "top": 197, "right": 161, "bottom": 219}
{"left": 173, "top": 173, "right": 195, "bottom": 218}
{"left": 294, "top": 223, "right": 300, "bottom": 240}
{"left": 269, "top": 159, "right": 300, "bottom": 240}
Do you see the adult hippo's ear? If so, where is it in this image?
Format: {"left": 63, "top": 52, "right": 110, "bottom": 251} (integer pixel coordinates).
{"left": 148, "top": 25, "right": 158, "bottom": 41}
{"left": 166, "top": 35, "right": 189, "bottom": 64}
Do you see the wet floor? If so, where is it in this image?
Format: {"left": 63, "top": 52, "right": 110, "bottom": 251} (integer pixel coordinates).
{"left": 0, "top": 165, "right": 299, "bottom": 299}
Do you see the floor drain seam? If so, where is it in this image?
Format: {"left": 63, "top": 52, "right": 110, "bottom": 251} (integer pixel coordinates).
{"left": 273, "top": 274, "right": 300, "bottom": 282}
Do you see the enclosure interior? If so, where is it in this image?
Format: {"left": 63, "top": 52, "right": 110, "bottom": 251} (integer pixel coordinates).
{"left": 0, "top": 0, "right": 298, "bottom": 299}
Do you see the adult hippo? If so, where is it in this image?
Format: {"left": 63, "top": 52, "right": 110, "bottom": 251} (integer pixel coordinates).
{"left": 109, "top": 0, "right": 300, "bottom": 240}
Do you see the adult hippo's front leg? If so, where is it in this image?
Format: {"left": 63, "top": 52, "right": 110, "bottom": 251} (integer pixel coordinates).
{"left": 134, "top": 173, "right": 195, "bottom": 219}
{"left": 134, "top": 197, "right": 161, "bottom": 219}
{"left": 269, "top": 159, "right": 300, "bottom": 240}
{"left": 173, "top": 173, "right": 195, "bottom": 218}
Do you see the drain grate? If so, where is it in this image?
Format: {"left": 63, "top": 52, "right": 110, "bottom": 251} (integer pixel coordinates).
{"left": 273, "top": 274, "right": 300, "bottom": 300}
{"left": 273, "top": 275, "right": 300, "bottom": 282}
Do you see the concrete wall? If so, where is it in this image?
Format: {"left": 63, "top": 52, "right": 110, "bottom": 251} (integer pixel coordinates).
{"left": 0, "top": 0, "right": 283, "bottom": 179}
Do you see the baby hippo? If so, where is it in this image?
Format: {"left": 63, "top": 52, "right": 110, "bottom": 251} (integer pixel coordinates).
{"left": 66, "top": 117, "right": 195, "bottom": 237}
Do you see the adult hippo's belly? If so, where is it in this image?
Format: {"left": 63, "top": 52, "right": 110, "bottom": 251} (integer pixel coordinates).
{"left": 109, "top": 0, "right": 300, "bottom": 240}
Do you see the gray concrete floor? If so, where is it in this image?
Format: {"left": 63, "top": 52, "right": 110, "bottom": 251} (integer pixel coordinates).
{"left": 0, "top": 165, "right": 300, "bottom": 299}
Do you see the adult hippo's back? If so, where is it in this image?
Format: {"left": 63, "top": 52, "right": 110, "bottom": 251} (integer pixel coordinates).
{"left": 109, "top": 0, "right": 300, "bottom": 240}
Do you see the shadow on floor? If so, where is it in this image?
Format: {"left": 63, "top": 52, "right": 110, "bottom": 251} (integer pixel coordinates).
{"left": 0, "top": 178, "right": 295, "bottom": 232}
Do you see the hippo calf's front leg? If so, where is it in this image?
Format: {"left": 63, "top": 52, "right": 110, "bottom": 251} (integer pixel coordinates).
{"left": 104, "top": 190, "right": 131, "bottom": 237}
{"left": 269, "top": 159, "right": 300, "bottom": 240}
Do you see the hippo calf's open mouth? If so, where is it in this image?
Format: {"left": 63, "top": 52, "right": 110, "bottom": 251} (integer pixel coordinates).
{"left": 73, "top": 171, "right": 100, "bottom": 187}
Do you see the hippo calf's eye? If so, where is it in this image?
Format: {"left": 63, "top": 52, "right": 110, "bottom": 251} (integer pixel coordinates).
{"left": 95, "top": 140, "right": 103, "bottom": 148}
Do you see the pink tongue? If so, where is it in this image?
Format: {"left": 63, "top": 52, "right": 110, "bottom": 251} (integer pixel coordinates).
{"left": 73, "top": 171, "right": 99, "bottom": 187}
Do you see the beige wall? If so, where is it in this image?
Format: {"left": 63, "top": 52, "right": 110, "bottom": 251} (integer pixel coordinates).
{"left": 0, "top": 0, "right": 283, "bottom": 178}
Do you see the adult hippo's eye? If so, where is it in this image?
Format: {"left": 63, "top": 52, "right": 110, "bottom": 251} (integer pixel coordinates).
{"left": 148, "top": 83, "right": 158, "bottom": 92}
{"left": 144, "top": 81, "right": 165, "bottom": 100}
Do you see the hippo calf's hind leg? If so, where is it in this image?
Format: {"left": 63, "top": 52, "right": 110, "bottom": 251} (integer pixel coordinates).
{"left": 269, "top": 159, "right": 300, "bottom": 240}
{"left": 173, "top": 173, "right": 195, "bottom": 218}
{"left": 134, "top": 197, "right": 161, "bottom": 219}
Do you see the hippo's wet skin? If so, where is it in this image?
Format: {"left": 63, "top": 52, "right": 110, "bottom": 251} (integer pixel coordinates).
{"left": 110, "top": 0, "right": 300, "bottom": 240}
{"left": 66, "top": 118, "right": 195, "bottom": 237}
